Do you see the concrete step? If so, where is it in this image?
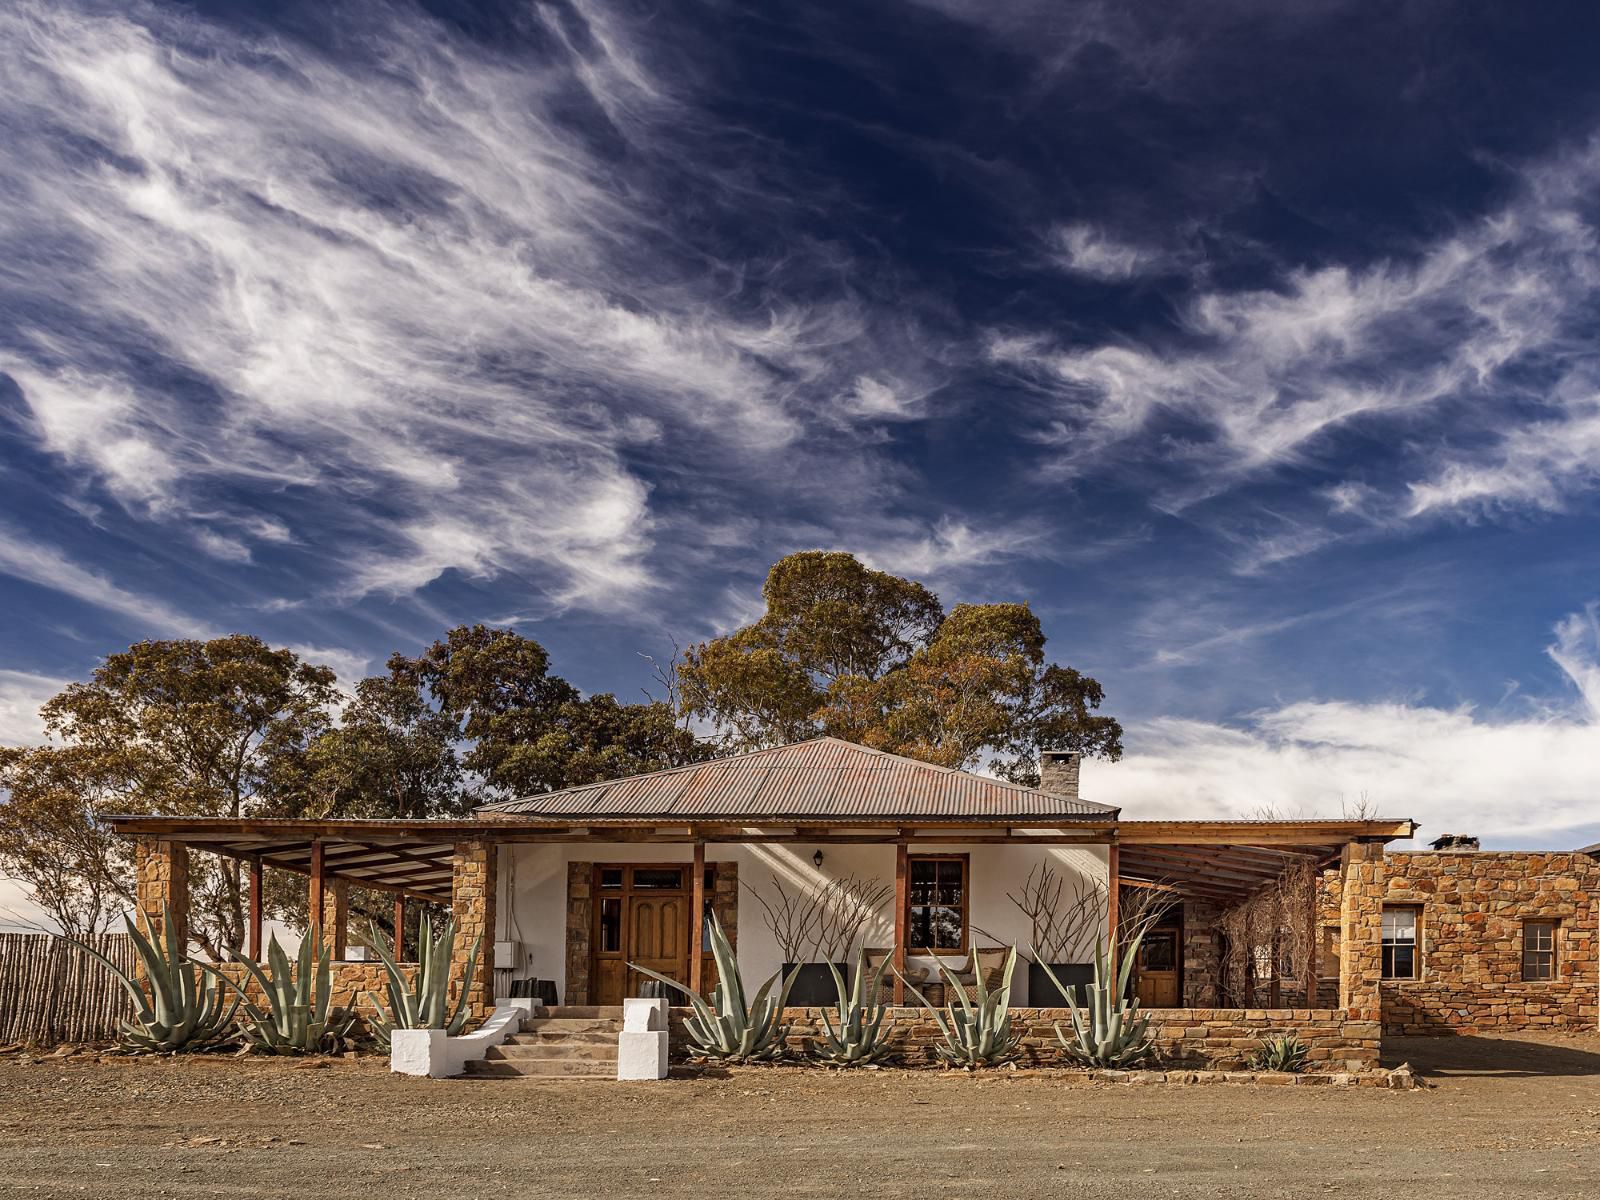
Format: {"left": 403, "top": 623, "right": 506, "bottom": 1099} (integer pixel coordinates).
{"left": 542, "top": 1006, "right": 625, "bottom": 1019}
{"left": 500, "top": 1030, "right": 616, "bottom": 1048}
{"left": 465, "top": 1057, "right": 617, "bottom": 1078}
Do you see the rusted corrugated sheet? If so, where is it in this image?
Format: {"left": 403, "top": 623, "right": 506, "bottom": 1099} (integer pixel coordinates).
{"left": 477, "top": 736, "right": 1118, "bottom": 821}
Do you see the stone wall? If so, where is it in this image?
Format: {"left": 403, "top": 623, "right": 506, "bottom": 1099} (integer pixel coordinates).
{"left": 133, "top": 838, "right": 190, "bottom": 946}
{"left": 1181, "top": 899, "right": 1223, "bottom": 1006}
{"left": 1375, "top": 851, "right": 1600, "bottom": 1034}
{"left": 450, "top": 841, "right": 496, "bottom": 1018}
{"left": 669, "top": 1007, "right": 1379, "bottom": 1071}
{"left": 212, "top": 960, "right": 417, "bottom": 1037}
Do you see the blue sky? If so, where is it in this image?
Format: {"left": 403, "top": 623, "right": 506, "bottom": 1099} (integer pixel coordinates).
{"left": 1, "top": 0, "right": 1599, "bottom": 850}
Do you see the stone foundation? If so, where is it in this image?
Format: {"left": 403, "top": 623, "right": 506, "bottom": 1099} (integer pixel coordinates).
{"left": 211, "top": 960, "right": 419, "bottom": 1037}
{"left": 669, "top": 1006, "right": 1379, "bottom": 1071}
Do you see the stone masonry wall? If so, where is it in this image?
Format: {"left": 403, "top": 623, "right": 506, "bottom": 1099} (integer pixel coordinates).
{"left": 213, "top": 961, "right": 417, "bottom": 1037}
{"left": 133, "top": 838, "right": 189, "bottom": 947}
{"left": 1181, "top": 899, "right": 1223, "bottom": 1007}
{"left": 1376, "top": 851, "right": 1599, "bottom": 1034}
{"left": 668, "top": 1006, "right": 1379, "bottom": 1071}
{"left": 450, "top": 841, "right": 496, "bottom": 1018}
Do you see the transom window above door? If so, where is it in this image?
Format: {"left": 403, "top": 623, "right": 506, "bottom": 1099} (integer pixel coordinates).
{"left": 907, "top": 855, "right": 967, "bottom": 952}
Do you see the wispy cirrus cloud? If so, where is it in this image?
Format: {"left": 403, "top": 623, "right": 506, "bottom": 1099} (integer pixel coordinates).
{"left": 0, "top": 1, "right": 938, "bottom": 615}
{"left": 993, "top": 138, "right": 1600, "bottom": 562}
{"left": 0, "top": 525, "right": 208, "bottom": 637}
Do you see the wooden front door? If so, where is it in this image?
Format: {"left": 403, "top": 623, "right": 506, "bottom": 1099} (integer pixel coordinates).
{"left": 1134, "top": 928, "right": 1181, "bottom": 1008}
{"left": 591, "top": 865, "right": 690, "bottom": 1005}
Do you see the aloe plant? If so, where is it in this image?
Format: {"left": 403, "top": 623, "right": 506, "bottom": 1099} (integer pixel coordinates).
{"left": 899, "top": 945, "right": 1022, "bottom": 1068}
{"left": 631, "top": 911, "right": 798, "bottom": 1062}
{"left": 1045, "top": 931, "right": 1154, "bottom": 1068}
{"left": 68, "top": 907, "right": 241, "bottom": 1055}
{"left": 360, "top": 912, "right": 482, "bottom": 1049}
{"left": 202, "top": 926, "right": 357, "bottom": 1054}
{"left": 1248, "top": 1032, "right": 1309, "bottom": 1073}
{"left": 807, "top": 947, "right": 895, "bottom": 1067}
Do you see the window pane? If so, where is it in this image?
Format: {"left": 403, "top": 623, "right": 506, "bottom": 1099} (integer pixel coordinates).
{"left": 909, "top": 906, "right": 932, "bottom": 949}
{"left": 632, "top": 867, "right": 684, "bottom": 890}
{"left": 1382, "top": 909, "right": 1415, "bottom": 941}
{"left": 930, "top": 906, "right": 963, "bottom": 949}
{"left": 909, "top": 861, "right": 936, "bottom": 906}
{"left": 599, "top": 897, "right": 622, "bottom": 952}
{"left": 599, "top": 868, "right": 623, "bottom": 889}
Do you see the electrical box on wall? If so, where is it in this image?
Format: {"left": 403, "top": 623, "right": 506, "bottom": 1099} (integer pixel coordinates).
{"left": 494, "top": 940, "right": 522, "bottom": 970}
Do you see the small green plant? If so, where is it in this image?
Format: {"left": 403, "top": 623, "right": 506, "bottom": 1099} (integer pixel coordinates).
{"left": 69, "top": 907, "right": 241, "bottom": 1055}
{"left": 631, "top": 911, "right": 798, "bottom": 1062}
{"left": 360, "top": 912, "right": 482, "bottom": 1049}
{"left": 1046, "top": 932, "right": 1154, "bottom": 1068}
{"left": 202, "top": 926, "right": 357, "bottom": 1055}
{"left": 1248, "top": 1033, "right": 1310, "bottom": 1073}
{"left": 807, "top": 947, "right": 894, "bottom": 1067}
{"left": 899, "top": 945, "right": 1022, "bottom": 1068}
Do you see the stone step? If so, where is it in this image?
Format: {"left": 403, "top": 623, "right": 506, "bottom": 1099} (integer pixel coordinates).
{"left": 517, "top": 1018, "right": 623, "bottom": 1035}
{"left": 486, "top": 1042, "right": 618, "bottom": 1061}
{"left": 465, "top": 1057, "right": 617, "bottom": 1078}
{"left": 542, "top": 1006, "right": 625, "bottom": 1019}
{"left": 500, "top": 1029, "right": 616, "bottom": 1047}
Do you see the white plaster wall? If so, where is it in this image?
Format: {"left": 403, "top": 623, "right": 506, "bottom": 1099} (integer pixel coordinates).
{"left": 496, "top": 841, "right": 1109, "bottom": 1006}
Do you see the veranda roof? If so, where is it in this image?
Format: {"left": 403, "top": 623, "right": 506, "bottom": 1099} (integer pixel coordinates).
{"left": 476, "top": 736, "right": 1120, "bottom": 822}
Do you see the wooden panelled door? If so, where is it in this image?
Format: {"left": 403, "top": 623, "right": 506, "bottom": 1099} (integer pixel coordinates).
{"left": 590, "top": 865, "right": 690, "bottom": 1005}
{"left": 1134, "top": 928, "right": 1181, "bottom": 1008}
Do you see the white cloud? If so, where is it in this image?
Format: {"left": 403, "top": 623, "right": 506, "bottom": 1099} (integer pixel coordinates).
{"left": 993, "top": 139, "right": 1600, "bottom": 545}
{"left": 858, "top": 516, "right": 1044, "bottom": 579}
{"left": 0, "top": 525, "right": 208, "bottom": 636}
{"left": 0, "top": 669, "right": 66, "bottom": 746}
{"left": 1049, "top": 224, "right": 1164, "bottom": 280}
{"left": 1089, "top": 607, "right": 1600, "bottom": 847}
{"left": 0, "top": 2, "right": 926, "bottom": 612}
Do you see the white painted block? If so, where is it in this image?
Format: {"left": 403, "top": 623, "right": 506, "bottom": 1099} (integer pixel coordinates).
{"left": 617, "top": 1029, "right": 669, "bottom": 1080}
{"left": 390, "top": 1028, "right": 447, "bottom": 1077}
{"left": 624, "top": 996, "right": 666, "bottom": 1032}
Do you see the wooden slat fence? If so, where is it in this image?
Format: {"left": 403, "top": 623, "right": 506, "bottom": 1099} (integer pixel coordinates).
{"left": 0, "top": 932, "right": 136, "bottom": 1046}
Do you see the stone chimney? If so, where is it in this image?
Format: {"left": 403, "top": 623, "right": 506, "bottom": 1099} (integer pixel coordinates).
{"left": 1429, "top": 833, "right": 1480, "bottom": 852}
{"left": 1038, "top": 749, "right": 1081, "bottom": 800}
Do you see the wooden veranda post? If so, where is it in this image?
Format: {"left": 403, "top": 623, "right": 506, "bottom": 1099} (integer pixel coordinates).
{"left": 1106, "top": 843, "right": 1120, "bottom": 977}
{"left": 690, "top": 840, "right": 706, "bottom": 994}
{"left": 393, "top": 895, "right": 406, "bottom": 961}
{"left": 247, "top": 856, "right": 263, "bottom": 960}
{"left": 893, "top": 840, "right": 908, "bottom": 1005}
{"left": 308, "top": 840, "right": 324, "bottom": 940}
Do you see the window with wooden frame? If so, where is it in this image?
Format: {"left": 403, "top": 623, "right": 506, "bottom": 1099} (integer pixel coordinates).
{"left": 906, "top": 854, "right": 968, "bottom": 953}
{"left": 1381, "top": 906, "right": 1420, "bottom": 980}
{"left": 1521, "top": 920, "right": 1557, "bottom": 981}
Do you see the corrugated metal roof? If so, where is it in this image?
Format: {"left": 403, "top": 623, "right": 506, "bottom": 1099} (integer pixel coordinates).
{"left": 475, "top": 737, "right": 1119, "bottom": 821}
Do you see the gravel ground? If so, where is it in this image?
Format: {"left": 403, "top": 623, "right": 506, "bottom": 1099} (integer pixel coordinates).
{"left": 1, "top": 1033, "right": 1597, "bottom": 1198}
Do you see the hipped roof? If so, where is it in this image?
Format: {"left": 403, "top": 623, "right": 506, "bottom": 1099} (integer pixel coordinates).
{"left": 474, "top": 736, "right": 1120, "bottom": 822}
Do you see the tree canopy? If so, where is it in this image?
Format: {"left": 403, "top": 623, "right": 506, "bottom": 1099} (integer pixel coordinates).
{"left": 679, "top": 551, "right": 1122, "bottom": 783}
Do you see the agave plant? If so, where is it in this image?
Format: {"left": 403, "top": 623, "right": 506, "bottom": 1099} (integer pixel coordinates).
{"left": 807, "top": 947, "right": 895, "bottom": 1067}
{"left": 1248, "top": 1032, "right": 1310, "bottom": 1073}
{"left": 201, "top": 926, "right": 357, "bottom": 1055}
{"left": 1046, "top": 931, "right": 1154, "bottom": 1068}
{"left": 899, "top": 945, "right": 1023, "bottom": 1068}
{"left": 631, "top": 911, "right": 798, "bottom": 1062}
{"left": 360, "top": 912, "right": 482, "bottom": 1049}
{"left": 68, "top": 906, "right": 241, "bottom": 1055}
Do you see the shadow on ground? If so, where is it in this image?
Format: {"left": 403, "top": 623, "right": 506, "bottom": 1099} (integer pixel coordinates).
{"left": 1386, "top": 1032, "right": 1600, "bottom": 1078}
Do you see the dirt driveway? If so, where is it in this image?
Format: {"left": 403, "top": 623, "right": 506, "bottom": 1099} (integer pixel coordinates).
{"left": 1, "top": 1033, "right": 1597, "bottom": 1199}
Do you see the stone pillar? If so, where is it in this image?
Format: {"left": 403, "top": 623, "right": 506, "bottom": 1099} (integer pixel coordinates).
{"left": 450, "top": 840, "right": 497, "bottom": 1019}
{"left": 319, "top": 879, "right": 349, "bottom": 959}
{"left": 133, "top": 837, "right": 189, "bottom": 949}
{"left": 1338, "top": 841, "right": 1386, "bottom": 1022}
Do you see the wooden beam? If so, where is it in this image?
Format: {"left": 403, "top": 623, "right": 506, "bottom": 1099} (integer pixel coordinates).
{"left": 247, "top": 856, "right": 263, "bottom": 961}
{"left": 250, "top": 851, "right": 449, "bottom": 902}
{"left": 393, "top": 895, "right": 406, "bottom": 962}
{"left": 893, "top": 841, "right": 908, "bottom": 1005}
{"left": 308, "top": 840, "right": 324, "bottom": 936}
{"left": 1107, "top": 844, "right": 1120, "bottom": 979}
{"left": 690, "top": 840, "right": 706, "bottom": 995}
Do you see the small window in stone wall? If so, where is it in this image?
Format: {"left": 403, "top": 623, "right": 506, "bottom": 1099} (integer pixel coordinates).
{"left": 1381, "top": 907, "right": 1419, "bottom": 979}
{"left": 1522, "top": 920, "right": 1557, "bottom": 981}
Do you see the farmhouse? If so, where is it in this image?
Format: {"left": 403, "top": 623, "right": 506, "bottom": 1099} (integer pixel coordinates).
{"left": 107, "top": 738, "right": 1598, "bottom": 1074}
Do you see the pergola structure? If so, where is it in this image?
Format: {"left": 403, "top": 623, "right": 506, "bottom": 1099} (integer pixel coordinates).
{"left": 109, "top": 809, "right": 1413, "bottom": 1020}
